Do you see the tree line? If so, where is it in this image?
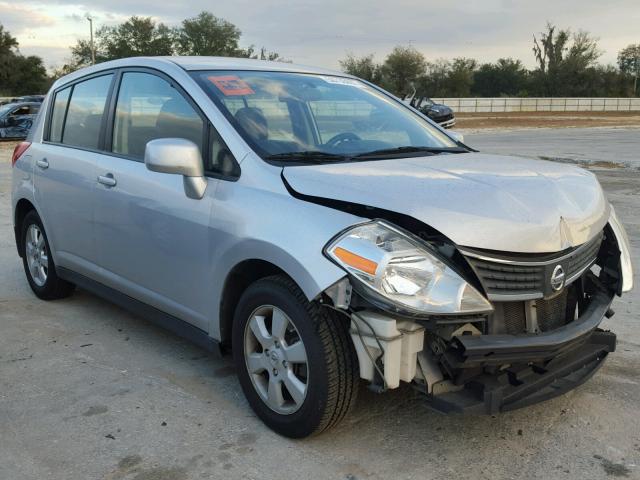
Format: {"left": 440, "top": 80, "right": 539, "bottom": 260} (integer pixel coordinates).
{"left": 61, "top": 11, "right": 284, "bottom": 76}
{"left": 1, "top": 16, "right": 638, "bottom": 99}
{"left": 0, "top": 24, "right": 49, "bottom": 95}
{"left": 0, "top": 11, "right": 283, "bottom": 96}
{"left": 341, "top": 24, "right": 640, "bottom": 98}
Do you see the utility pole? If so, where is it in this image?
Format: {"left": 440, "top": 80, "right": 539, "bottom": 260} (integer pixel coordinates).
{"left": 86, "top": 13, "right": 95, "bottom": 65}
{"left": 635, "top": 57, "right": 638, "bottom": 97}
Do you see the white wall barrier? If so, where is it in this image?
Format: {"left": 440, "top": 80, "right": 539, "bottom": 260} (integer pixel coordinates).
{"left": 430, "top": 97, "right": 640, "bottom": 113}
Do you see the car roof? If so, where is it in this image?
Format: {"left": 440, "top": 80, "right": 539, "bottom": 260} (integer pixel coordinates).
{"left": 164, "top": 56, "right": 345, "bottom": 75}
{"left": 3, "top": 102, "right": 39, "bottom": 108}
{"left": 54, "top": 56, "right": 354, "bottom": 88}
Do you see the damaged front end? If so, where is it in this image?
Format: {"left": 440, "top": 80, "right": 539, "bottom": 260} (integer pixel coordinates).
{"left": 322, "top": 211, "right": 632, "bottom": 415}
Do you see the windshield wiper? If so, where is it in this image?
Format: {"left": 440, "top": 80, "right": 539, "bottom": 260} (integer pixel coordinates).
{"left": 265, "top": 151, "right": 348, "bottom": 163}
{"left": 353, "top": 145, "right": 468, "bottom": 160}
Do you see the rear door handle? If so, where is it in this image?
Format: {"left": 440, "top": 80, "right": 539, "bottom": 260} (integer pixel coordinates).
{"left": 36, "top": 158, "right": 49, "bottom": 169}
{"left": 97, "top": 173, "right": 117, "bottom": 187}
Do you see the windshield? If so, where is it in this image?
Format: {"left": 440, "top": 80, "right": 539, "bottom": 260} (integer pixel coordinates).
{"left": 420, "top": 98, "right": 435, "bottom": 108}
{"left": 191, "top": 70, "right": 460, "bottom": 163}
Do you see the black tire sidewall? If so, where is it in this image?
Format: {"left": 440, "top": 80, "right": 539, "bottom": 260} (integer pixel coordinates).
{"left": 232, "top": 279, "right": 331, "bottom": 438}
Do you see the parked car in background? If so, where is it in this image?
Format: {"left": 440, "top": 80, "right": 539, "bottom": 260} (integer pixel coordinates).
{"left": 0, "top": 102, "right": 40, "bottom": 139}
{"left": 11, "top": 57, "right": 633, "bottom": 438}
{"left": 0, "top": 95, "right": 45, "bottom": 107}
{"left": 409, "top": 96, "right": 456, "bottom": 128}
{"left": 15, "top": 95, "right": 45, "bottom": 103}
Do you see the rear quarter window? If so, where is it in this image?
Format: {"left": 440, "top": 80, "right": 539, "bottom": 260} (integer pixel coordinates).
{"left": 49, "top": 87, "right": 71, "bottom": 143}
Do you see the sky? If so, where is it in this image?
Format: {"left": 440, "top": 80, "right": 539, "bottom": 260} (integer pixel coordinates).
{"left": 1, "top": 0, "right": 639, "bottom": 72}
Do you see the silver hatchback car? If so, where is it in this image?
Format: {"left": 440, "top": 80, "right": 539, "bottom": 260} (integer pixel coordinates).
{"left": 12, "top": 57, "right": 633, "bottom": 438}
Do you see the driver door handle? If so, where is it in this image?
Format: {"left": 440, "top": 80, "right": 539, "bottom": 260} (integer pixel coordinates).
{"left": 36, "top": 158, "right": 49, "bottom": 169}
{"left": 97, "top": 173, "right": 117, "bottom": 187}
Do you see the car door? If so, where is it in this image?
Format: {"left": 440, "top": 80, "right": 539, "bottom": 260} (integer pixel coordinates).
{"left": 33, "top": 73, "right": 115, "bottom": 277}
{"left": 93, "top": 70, "right": 218, "bottom": 331}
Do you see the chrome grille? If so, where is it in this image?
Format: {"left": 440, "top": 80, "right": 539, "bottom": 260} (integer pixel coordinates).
{"left": 462, "top": 232, "right": 603, "bottom": 300}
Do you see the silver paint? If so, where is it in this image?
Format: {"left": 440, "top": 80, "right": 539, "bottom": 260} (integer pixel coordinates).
{"left": 11, "top": 56, "right": 632, "bottom": 344}
{"left": 282, "top": 153, "right": 610, "bottom": 253}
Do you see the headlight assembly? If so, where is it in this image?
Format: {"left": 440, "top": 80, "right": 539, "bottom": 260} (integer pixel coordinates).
{"left": 324, "top": 221, "right": 493, "bottom": 315}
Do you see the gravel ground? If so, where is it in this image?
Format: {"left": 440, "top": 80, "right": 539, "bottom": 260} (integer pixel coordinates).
{"left": 456, "top": 112, "right": 640, "bottom": 130}
{"left": 1, "top": 131, "right": 639, "bottom": 480}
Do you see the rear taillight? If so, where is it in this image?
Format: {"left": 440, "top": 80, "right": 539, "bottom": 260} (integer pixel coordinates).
{"left": 11, "top": 141, "right": 31, "bottom": 167}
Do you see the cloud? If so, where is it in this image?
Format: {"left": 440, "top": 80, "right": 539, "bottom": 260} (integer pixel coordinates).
{"left": 4, "top": 0, "right": 639, "bottom": 70}
{"left": 0, "top": 2, "right": 56, "bottom": 33}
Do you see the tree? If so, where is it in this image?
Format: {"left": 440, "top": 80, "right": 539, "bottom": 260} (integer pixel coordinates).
{"left": 380, "top": 46, "right": 426, "bottom": 96}
{"left": 532, "top": 23, "right": 601, "bottom": 96}
{"left": 100, "top": 17, "right": 173, "bottom": 59}
{"left": 0, "top": 24, "right": 19, "bottom": 92}
{"left": 0, "top": 23, "right": 48, "bottom": 95}
{"left": 618, "top": 44, "right": 640, "bottom": 96}
{"left": 67, "top": 16, "right": 173, "bottom": 69}
{"left": 473, "top": 58, "right": 529, "bottom": 96}
{"left": 0, "top": 24, "right": 18, "bottom": 54}
{"left": 240, "top": 45, "right": 286, "bottom": 62}
{"left": 416, "top": 59, "right": 451, "bottom": 97}
{"left": 446, "top": 57, "right": 477, "bottom": 97}
{"left": 64, "top": 12, "right": 282, "bottom": 73}
{"left": 339, "top": 53, "right": 382, "bottom": 83}
{"left": 7, "top": 55, "right": 49, "bottom": 93}
{"left": 174, "top": 11, "right": 242, "bottom": 56}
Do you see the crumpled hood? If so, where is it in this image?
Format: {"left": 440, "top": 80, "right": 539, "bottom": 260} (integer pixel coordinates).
{"left": 283, "top": 153, "right": 610, "bottom": 253}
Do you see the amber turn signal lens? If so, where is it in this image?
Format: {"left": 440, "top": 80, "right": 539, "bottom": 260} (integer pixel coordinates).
{"left": 333, "top": 247, "right": 378, "bottom": 275}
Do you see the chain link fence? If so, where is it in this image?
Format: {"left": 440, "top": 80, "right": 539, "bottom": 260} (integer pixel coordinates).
{"left": 431, "top": 97, "right": 640, "bottom": 113}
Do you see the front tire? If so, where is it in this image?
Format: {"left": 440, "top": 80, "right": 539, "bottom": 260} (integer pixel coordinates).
{"left": 232, "top": 275, "right": 358, "bottom": 438}
{"left": 21, "top": 210, "right": 75, "bottom": 300}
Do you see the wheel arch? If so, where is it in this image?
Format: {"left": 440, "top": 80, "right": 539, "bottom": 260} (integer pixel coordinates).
{"left": 216, "top": 247, "right": 347, "bottom": 348}
{"left": 218, "top": 259, "right": 289, "bottom": 348}
{"left": 14, "top": 198, "right": 37, "bottom": 257}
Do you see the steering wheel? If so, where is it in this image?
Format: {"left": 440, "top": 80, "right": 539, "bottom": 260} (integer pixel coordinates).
{"left": 325, "top": 132, "right": 362, "bottom": 149}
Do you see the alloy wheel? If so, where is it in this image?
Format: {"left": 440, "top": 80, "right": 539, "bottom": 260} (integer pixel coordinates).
{"left": 243, "top": 305, "right": 309, "bottom": 415}
{"left": 25, "top": 224, "right": 48, "bottom": 287}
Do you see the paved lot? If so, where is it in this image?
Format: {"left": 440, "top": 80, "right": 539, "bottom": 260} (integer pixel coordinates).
{"left": 465, "top": 126, "right": 640, "bottom": 169}
{"left": 1, "top": 129, "right": 639, "bottom": 480}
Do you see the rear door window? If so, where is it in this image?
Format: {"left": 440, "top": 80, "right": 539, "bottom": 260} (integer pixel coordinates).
{"left": 112, "top": 72, "right": 204, "bottom": 159}
{"left": 61, "top": 74, "right": 113, "bottom": 149}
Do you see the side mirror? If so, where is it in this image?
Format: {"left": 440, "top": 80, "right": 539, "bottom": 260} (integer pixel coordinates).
{"left": 448, "top": 131, "right": 464, "bottom": 144}
{"left": 144, "top": 138, "right": 207, "bottom": 199}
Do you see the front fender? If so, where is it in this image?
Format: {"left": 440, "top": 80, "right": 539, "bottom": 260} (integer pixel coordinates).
{"left": 609, "top": 206, "right": 634, "bottom": 293}
{"left": 204, "top": 164, "right": 363, "bottom": 340}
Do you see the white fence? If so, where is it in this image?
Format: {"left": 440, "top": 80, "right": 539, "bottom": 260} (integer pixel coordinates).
{"left": 431, "top": 97, "right": 640, "bottom": 113}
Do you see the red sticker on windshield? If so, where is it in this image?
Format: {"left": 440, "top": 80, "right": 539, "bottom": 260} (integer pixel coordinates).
{"left": 208, "top": 75, "right": 255, "bottom": 96}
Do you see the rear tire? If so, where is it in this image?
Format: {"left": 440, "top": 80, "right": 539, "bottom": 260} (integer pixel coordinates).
{"left": 232, "top": 275, "right": 358, "bottom": 438}
{"left": 21, "top": 210, "right": 75, "bottom": 300}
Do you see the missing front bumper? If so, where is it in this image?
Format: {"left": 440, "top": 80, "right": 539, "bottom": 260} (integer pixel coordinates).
{"left": 445, "top": 287, "right": 614, "bottom": 368}
{"left": 419, "top": 284, "right": 616, "bottom": 414}
{"left": 424, "top": 329, "right": 615, "bottom": 415}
